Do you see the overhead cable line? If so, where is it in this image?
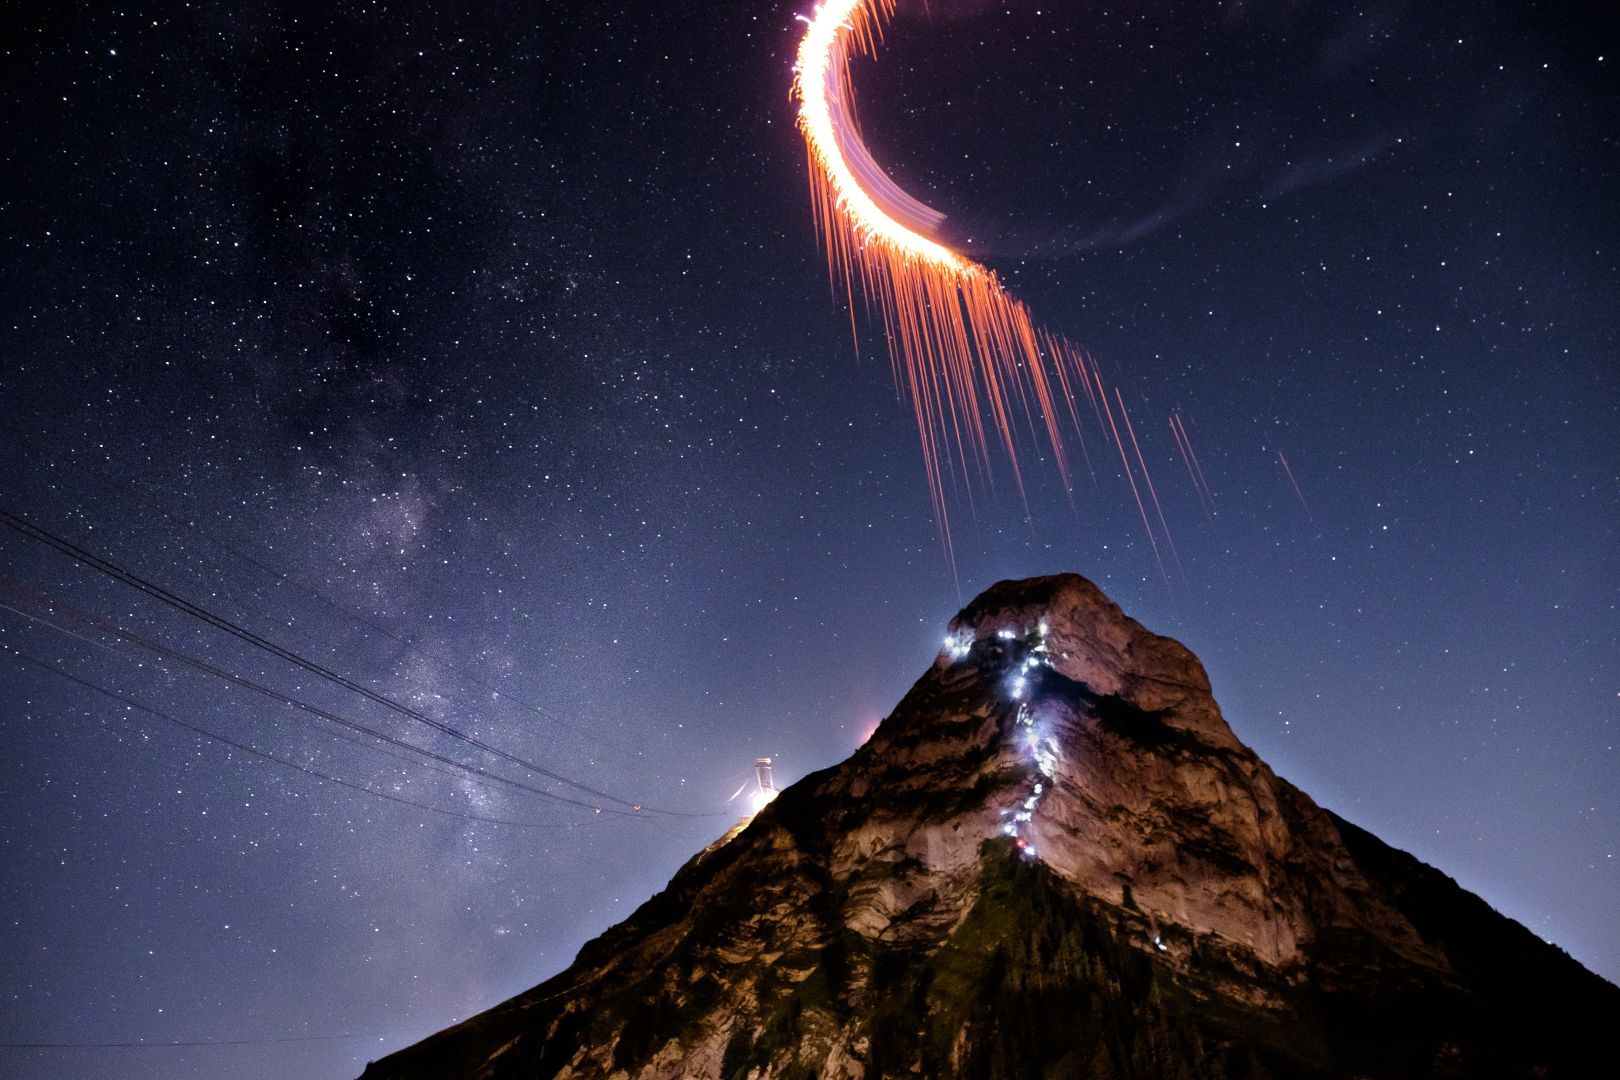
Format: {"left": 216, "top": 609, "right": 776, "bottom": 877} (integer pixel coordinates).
{"left": 0, "top": 507, "right": 713, "bottom": 818}
{"left": 2, "top": 645, "right": 577, "bottom": 830}
{"left": 0, "top": 581, "right": 644, "bottom": 818}
{"left": 0, "top": 1031, "right": 398, "bottom": 1049}
{"left": 10, "top": 435, "right": 606, "bottom": 747}
{"left": 0, "top": 597, "right": 518, "bottom": 793}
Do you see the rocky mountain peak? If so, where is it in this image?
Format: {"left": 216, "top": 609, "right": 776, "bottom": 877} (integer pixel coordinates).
{"left": 946, "top": 573, "right": 1209, "bottom": 710}
{"left": 363, "top": 574, "right": 1616, "bottom": 1080}
{"left": 941, "top": 572, "right": 1238, "bottom": 759}
{"left": 843, "top": 573, "right": 1418, "bottom": 977}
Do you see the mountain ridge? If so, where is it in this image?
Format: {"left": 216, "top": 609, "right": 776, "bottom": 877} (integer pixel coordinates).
{"left": 361, "top": 573, "right": 1615, "bottom": 1079}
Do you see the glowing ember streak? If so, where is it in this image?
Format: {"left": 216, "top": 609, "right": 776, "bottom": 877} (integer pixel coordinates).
{"left": 1116, "top": 388, "right": 1181, "bottom": 577}
{"left": 1274, "top": 447, "right": 1314, "bottom": 523}
{"left": 1092, "top": 368, "right": 1168, "bottom": 585}
{"left": 1169, "top": 410, "right": 1217, "bottom": 522}
{"left": 793, "top": 0, "right": 1111, "bottom": 562}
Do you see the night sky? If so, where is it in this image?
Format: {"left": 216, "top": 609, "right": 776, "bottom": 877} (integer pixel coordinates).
{"left": 1, "top": 1, "right": 1614, "bottom": 1077}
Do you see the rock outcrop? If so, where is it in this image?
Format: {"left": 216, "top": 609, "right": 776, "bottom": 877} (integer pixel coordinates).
{"left": 361, "top": 574, "right": 1616, "bottom": 1079}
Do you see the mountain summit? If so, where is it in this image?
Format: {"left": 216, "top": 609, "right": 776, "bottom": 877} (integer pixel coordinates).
{"left": 361, "top": 574, "right": 1614, "bottom": 1079}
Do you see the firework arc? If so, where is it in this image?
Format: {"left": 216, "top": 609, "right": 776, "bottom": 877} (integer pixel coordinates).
{"left": 793, "top": 0, "right": 1168, "bottom": 570}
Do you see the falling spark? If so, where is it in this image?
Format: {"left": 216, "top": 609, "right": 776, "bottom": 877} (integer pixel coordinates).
{"left": 1274, "top": 446, "right": 1314, "bottom": 523}
{"left": 793, "top": 0, "right": 1128, "bottom": 564}
{"left": 1116, "top": 388, "right": 1181, "bottom": 578}
{"left": 1092, "top": 368, "right": 1168, "bottom": 586}
{"left": 1169, "top": 410, "right": 1217, "bottom": 522}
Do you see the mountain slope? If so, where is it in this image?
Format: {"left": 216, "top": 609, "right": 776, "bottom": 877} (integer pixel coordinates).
{"left": 360, "top": 574, "right": 1615, "bottom": 1079}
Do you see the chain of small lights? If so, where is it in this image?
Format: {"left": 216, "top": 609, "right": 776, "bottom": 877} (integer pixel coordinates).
{"left": 945, "top": 621, "right": 1060, "bottom": 861}
{"left": 948, "top": 621, "right": 1174, "bottom": 954}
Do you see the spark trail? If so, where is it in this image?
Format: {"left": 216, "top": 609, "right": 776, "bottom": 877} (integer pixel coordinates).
{"left": 1275, "top": 446, "right": 1313, "bottom": 523}
{"left": 792, "top": 0, "right": 1166, "bottom": 569}
{"left": 1116, "top": 388, "right": 1181, "bottom": 578}
{"left": 1170, "top": 410, "right": 1217, "bottom": 523}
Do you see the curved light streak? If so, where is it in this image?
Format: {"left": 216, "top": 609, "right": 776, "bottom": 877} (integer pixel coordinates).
{"left": 794, "top": 1, "right": 963, "bottom": 268}
{"left": 792, "top": 1, "right": 1171, "bottom": 574}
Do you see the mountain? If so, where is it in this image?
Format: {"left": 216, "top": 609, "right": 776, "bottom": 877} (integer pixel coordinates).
{"left": 359, "top": 574, "right": 1615, "bottom": 1079}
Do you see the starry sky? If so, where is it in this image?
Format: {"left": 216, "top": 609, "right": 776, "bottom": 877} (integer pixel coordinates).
{"left": 0, "top": 1, "right": 1614, "bottom": 1076}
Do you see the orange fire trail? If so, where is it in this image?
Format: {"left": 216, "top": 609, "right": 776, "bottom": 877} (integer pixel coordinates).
{"left": 1170, "top": 410, "right": 1217, "bottom": 522}
{"left": 793, "top": 0, "right": 1120, "bottom": 564}
{"left": 1274, "top": 447, "right": 1313, "bottom": 523}
{"left": 1092, "top": 370, "right": 1168, "bottom": 586}
{"left": 1167, "top": 414, "right": 1203, "bottom": 515}
{"left": 1116, "top": 388, "right": 1181, "bottom": 577}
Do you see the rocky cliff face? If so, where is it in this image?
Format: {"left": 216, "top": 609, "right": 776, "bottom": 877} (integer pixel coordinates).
{"left": 361, "top": 574, "right": 1616, "bottom": 1079}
